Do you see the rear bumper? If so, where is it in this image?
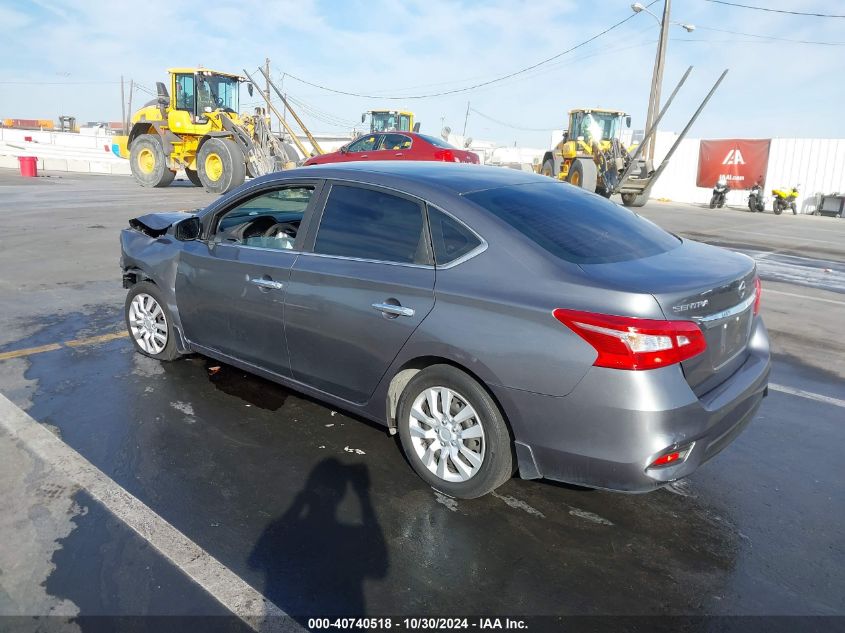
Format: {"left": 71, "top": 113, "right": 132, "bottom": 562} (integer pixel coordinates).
{"left": 493, "top": 317, "right": 771, "bottom": 492}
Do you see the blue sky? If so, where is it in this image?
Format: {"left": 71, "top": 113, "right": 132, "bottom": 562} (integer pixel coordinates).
{"left": 0, "top": 0, "right": 842, "bottom": 147}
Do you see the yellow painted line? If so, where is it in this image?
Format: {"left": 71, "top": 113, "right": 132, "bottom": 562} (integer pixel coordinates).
{"left": 0, "top": 343, "right": 63, "bottom": 361}
{"left": 0, "top": 330, "right": 129, "bottom": 361}
{"left": 64, "top": 331, "right": 129, "bottom": 347}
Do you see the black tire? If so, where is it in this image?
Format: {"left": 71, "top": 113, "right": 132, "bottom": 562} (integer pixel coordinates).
{"left": 621, "top": 192, "right": 649, "bottom": 207}
{"left": 184, "top": 167, "right": 202, "bottom": 186}
{"left": 197, "top": 137, "right": 246, "bottom": 194}
{"left": 396, "top": 365, "right": 513, "bottom": 499}
{"left": 124, "top": 281, "right": 181, "bottom": 361}
{"left": 718, "top": 198, "right": 725, "bottom": 208}
{"left": 129, "top": 134, "right": 175, "bottom": 188}
{"left": 709, "top": 194, "right": 717, "bottom": 209}
{"left": 540, "top": 159, "right": 556, "bottom": 178}
{"left": 566, "top": 158, "right": 598, "bottom": 192}
{"left": 791, "top": 202, "right": 797, "bottom": 215}
{"left": 773, "top": 202, "right": 783, "bottom": 215}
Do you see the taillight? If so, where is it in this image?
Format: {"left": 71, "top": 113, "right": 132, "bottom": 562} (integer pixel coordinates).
{"left": 753, "top": 277, "right": 762, "bottom": 315}
{"left": 552, "top": 309, "right": 707, "bottom": 371}
{"left": 434, "top": 149, "right": 457, "bottom": 162}
{"left": 648, "top": 445, "right": 692, "bottom": 468}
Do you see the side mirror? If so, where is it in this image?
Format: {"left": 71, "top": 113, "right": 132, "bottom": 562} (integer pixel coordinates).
{"left": 625, "top": 115, "right": 632, "bottom": 128}
{"left": 247, "top": 83, "right": 254, "bottom": 97}
{"left": 340, "top": 145, "right": 349, "bottom": 154}
{"left": 175, "top": 216, "right": 201, "bottom": 241}
{"left": 361, "top": 113, "right": 367, "bottom": 123}
{"left": 413, "top": 122, "right": 421, "bottom": 133}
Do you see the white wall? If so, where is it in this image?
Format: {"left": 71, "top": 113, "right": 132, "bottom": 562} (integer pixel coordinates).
{"left": 649, "top": 134, "right": 845, "bottom": 212}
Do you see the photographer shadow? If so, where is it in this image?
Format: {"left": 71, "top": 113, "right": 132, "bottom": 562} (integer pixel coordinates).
{"left": 248, "top": 458, "right": 388, "bottom": 618}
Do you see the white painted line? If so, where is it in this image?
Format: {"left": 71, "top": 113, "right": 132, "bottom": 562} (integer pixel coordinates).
{"left": 769, "top": 384, "right": 845, "bottom": 409}
{"left": 764, "top": 288, "right": 845, "bottom": 307}
{"left": 0, "top": 393, "right": 302, "bottom": 633}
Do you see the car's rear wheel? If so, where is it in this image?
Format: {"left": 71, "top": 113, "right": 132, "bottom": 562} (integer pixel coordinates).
{"left": 125, "top": 282, "right": 181, "bottom": 361}
{"left": 397, "top": 365, "right": 513, "bottom": 499}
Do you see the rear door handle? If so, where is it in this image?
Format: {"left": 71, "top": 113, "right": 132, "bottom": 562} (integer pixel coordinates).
{"left": 250, "top": 278, "right": 284, "bottom": 290}
{"left": 372, "top": 303, "right": 415, "bottom": 317}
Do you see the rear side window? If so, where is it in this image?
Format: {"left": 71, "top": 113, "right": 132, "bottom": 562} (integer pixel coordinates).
{"left": 465, "top": 182, "right": 680, "bottom": 264}
{"left": 428, "top": 208, "right": 482, "bottom": 265}
{"left": 314, "top": 185, "right": 426, "bottom": 264}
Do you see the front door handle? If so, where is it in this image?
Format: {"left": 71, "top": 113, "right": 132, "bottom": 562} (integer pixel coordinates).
{"left": 372, "top": 302, "right": 415, "bottom": 318}
{"left": 251, "top": 278, "right": 284, "bottom": 290}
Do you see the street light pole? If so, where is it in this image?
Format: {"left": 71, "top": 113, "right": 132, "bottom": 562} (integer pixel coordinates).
{"left": 632, "top": 1, "right": 694, "bottom": 162}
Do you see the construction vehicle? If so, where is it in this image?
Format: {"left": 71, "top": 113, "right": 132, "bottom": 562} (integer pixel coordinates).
{"left": 363, "top": 110, "right": 419, "bottom": 133}
{"left": 539, "top": 67, "right": 729, "bottom": 207}
{"left": 540, "top": 108, "right": 633, "bottom": 198}
{"left": 113, "top": 67, "right": 301, "bottom": 194}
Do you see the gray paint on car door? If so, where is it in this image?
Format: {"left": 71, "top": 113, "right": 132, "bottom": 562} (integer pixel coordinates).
{"left": 284, "top": 254, "right": 434, "bottom": 403}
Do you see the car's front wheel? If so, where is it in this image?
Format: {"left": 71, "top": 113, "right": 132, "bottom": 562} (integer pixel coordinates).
{"left": 124, "top": 281, "right": 181, "bottom": 361}
{"left": 397, "top": 365, "right": 513, "bottom": 499}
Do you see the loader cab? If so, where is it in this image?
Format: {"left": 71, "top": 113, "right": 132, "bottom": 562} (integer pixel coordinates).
{"left": 566, "top": 109, "right": 628, "bottom": 145}
{"left": 169, "top": 68, "right": 242, "bottom": 130}
{"left": 367, "top": 110, "right": 416, "bottom": 133}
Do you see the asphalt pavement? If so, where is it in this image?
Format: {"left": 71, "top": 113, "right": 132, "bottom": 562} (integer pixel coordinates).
{"left": 0, "top": 170, "right": 843, "bottom": 631}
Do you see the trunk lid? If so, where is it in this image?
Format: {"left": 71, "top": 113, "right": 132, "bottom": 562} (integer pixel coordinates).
{"left": 581, "top": 239, "right": 757, "bottom": 394}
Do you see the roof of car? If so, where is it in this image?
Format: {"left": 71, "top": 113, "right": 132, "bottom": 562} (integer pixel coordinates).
{"left": 274, "top": 161, "right": 545, "bottom": 195}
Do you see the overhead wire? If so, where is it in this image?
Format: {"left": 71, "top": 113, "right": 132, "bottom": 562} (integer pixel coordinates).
{"left": 279, "top": 0, "right": 661, "bottom": 100}
{"left": 703, "top": 0, "right": 845, "bottom": 18}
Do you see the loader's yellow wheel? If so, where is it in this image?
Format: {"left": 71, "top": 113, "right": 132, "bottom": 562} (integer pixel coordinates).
{"left": 138, "top": 147, "right": 156, "bottom": 174}
{"left": 129, "top": 134, "right": 175, "bottom": 188}
{"left": 204, "top": 153, "right": 224, "bottom": 182}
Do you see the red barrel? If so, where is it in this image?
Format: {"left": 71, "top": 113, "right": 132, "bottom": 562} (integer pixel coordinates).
{"left": 18, "top": 156, "right": 38, "bottom": 177}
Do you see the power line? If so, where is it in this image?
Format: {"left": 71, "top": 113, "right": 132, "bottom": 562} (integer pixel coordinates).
{"left": 469, "top": 108, "right": 557, "bottom": 132}
{"left": 281, "top": 1, "right": 659, "bottom": 100}
{"left": 696, "top": 24, "right": 845, "bottom": 45}
{"left": 703, "top": 0, "right": 845, "bottom": 18}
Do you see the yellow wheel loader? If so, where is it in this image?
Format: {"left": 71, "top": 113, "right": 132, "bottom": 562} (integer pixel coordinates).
{"left": 540, "top": 67, "right": 729, "bottom": 207}
{"left": 114, "top": 68, "right": 298, "bottom": 194}
{"left": 363, "top": 110, "right": 419, "bottom": 133}
{"left": 540, "top": 108, "right": 635, "bottom": 200}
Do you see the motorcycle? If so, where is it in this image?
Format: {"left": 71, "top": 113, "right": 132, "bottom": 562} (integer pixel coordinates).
{"left": 710, "top": 178, "right": 729, "bottom": 209}
{"left": 747, "top": 182, "right": 765, "bottom": 212}
{"left": 772, "top": 185, "right": 799, "bottom": 215}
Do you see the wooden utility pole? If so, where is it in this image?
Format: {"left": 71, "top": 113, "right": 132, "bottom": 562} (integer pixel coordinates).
{"left": 462, "top": 101, "right": 470, "bottom": 137}
{"left": 120, "top": 75, "right": 126, "bottom": 134}
{"left": 126, "top": 80, "right": 134, "bottom": 132}
{"left": 264, "top": 58, "right": 272, "bottom": 131}
{"left": 644, "top": 0, "right": 671, "bottom": 162}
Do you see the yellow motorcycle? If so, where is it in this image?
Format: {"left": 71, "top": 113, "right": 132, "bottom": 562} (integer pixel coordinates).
{"left": 771, "top": 185, "right": 799, "bottom": 215}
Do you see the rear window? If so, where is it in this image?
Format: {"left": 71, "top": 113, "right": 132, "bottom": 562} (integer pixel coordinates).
{"left": 464, "top": 182, "right": 680, "bottom": 264}
{"left": 418, "top": 134, "right": 456, "bottom": 149}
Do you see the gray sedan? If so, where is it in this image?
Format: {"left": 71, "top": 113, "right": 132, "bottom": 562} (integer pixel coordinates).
{"left": 120, "top": 162, "right": 770, "bottom": 498}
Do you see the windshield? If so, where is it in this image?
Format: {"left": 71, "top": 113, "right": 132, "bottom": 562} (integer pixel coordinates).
{"left": 465, "top": 182, "right": 680, "bottom": 264}
{"left": 418, "top": 133, "right": 456, "bottom": 149}
{"left": 371, "top": 112, "right": 399, "bottom": 132}
{"left": 575, "top": 112, "right": 621, "bottom": 143}
{"left": 196, "top": 74, "right": 239, "bottom": 112}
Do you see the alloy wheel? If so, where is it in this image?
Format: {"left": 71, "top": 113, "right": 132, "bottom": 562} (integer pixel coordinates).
{"left": 128, "top": 293, "right": 168, "bottom": 355}
{"left": 408, "top": 386, "right": 485, "bottom": 483}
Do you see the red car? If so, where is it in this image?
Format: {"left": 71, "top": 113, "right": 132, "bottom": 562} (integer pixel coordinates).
{"left": 303, "top": 131, "right": 479, "bottom": 166}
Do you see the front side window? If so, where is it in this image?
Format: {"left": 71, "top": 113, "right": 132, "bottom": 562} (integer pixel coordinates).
{"left": 465, "top": 182, "right": 680, "bottom": 264}
{"left": 428, "top": 208, "right": 482, "bottom": 265}
{"left": 175, "top": 74, "right": 195, "bottom": 112}
{"left": 347, "top": 135, "right": 379, "bottom": 153}
{"left": 314, "top": 185, "right": 426, "bottom": 264}
{"left": 214, "top": 187, "right": 313, "bottom": 250}
{"left": 379, "top": 134, "right": 412, "bottom": 151}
